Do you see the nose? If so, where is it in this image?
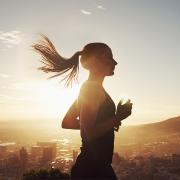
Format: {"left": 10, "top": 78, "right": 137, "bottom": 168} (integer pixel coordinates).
{"left": 113, "top": 59, "right": 118, "bottom": 66}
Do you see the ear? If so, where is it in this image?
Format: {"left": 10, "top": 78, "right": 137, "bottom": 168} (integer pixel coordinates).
{"left": 81, "top": 57, "right": 92, "bottom": 70}
{"left": 88, "top": 56, "right": 99, "bottom": 69}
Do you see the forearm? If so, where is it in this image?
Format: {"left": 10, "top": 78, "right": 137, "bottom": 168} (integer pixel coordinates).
{"left": 73, "top": 119, "right": 80, "bottom": 130}
{"left": 70, "top": 119, "right": 80, "bottom": 130}
{"left": 83, "top": 116, "right": 116, "bottom": 141}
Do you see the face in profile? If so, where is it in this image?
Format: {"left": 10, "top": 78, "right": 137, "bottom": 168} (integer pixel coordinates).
{"left": 95, "top": 47, "right": 118, "bottom": 76}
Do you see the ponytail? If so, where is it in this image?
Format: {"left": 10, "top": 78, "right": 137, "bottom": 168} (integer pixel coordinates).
{"left": 32, "top": 34, "right": 81, "bottom": 87}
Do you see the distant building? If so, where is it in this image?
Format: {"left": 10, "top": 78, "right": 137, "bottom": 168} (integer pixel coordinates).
{"left": 6, "top": 154, "right": 21, "bottom": 178}
{"left": 0, "top": 145, "right": 7, "bottom": 158}
{"left": 37, "top": 141, "right": 57, "bottom": 160}
{"left": 0, "top": 142, "right": 16, "bottom": 152}
{"left": 31, "top": 145, "right": 42, "bottom": 158}
{"left": 19, "top": 147, "right": 28, "bottom": 172}
{"left": 42, "top": 147, "right": 54, "bottom": 163}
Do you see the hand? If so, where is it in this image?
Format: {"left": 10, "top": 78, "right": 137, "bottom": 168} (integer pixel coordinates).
{"left": 114, "top": 118, "right": 121, "bottom": 132}
{"left": 116, "top": 99, "right": 133, "bottom": 121}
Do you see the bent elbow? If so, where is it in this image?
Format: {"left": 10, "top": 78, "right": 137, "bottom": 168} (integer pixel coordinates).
{"left": 61, "top": 118, "right": 68, "bottom": 129}
{"left": 61, "top": 122, "right": 65, "bottom": 129}
{"left": 61, "top": 123, "right": 68, "bottom": 129}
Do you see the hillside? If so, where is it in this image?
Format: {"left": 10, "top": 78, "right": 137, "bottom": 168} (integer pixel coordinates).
{"left": 116, "top": 116, "right": 180, "bottom": 144}
{"left": 0, "top": 116, "right": 180, "bottom": 146}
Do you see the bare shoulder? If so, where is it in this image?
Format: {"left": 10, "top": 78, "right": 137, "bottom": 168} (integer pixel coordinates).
{"left": 78, "top": 81, "right": 106, "bottom": 106}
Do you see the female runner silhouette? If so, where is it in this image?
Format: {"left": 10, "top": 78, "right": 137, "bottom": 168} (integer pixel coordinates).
{"left": 32, "top": 35, "right": 132, "bottom": 179}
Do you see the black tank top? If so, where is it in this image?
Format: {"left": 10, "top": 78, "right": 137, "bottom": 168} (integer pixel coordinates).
{"left": 80, "top": 89, "right": 116, "bottom": 165}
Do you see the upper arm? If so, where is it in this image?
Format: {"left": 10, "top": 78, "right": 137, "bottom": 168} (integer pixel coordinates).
{"left": 78, "top": 82, "right": 105, "bottom": 139}
{"left": 65, "top": 99, "right": 78, "bottom": 119}
{"left": 61, "top": 99, "right": 79, "bottom": 128}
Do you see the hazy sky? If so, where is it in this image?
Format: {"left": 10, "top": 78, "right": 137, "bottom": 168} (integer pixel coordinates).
{"left": 0, "top": 0, "right": 179, "bottom": 125}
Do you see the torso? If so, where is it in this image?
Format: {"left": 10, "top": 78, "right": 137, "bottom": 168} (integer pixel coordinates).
{"left": 79, "top": 83, "right": 116, "bottom": 165}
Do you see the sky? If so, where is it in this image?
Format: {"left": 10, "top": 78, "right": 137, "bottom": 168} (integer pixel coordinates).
{"left": 0, "top": 0, "right": 180, "bottom": 125}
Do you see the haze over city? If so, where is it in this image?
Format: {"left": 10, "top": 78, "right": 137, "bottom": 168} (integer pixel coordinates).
{"left": 0, "top": 0, "right": 180, "bottom": 126}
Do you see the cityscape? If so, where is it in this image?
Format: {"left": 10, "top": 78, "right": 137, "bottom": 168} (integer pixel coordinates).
{"left": 0, "top": 116, "right": 180, "bottom": 179}
{"left": 0, "top": 0, "right": 179, "bottom": 179}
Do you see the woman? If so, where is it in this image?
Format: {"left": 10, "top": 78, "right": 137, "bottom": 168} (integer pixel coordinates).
{"left": 32, "top": 35, "right": 132, "bottom": 179}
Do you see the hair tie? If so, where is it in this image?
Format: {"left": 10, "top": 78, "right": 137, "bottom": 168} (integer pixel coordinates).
{"left": 77, "top": 50, "right": 83, "bottom": 56}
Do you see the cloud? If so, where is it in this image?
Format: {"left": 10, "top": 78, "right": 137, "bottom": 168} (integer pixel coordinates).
{"left": 0, "top": 73, "right": 11, "bottom": 78}
{"left": 6, "top": 82, "right": 34, "bottom": 91}
{"left": 80, "top": 9, "right": 92, "bottom": 15}
{"left": 97, "top": 5, "right": 106, "bottom": 10}
{"left": 0, "top": 30, "right": 24, "bottom": 48}
{"left": 5, "top": 81, "right": 55, "bottom": 92}
{"left": 0, "top": 94, "right": 32, "bottom": 103}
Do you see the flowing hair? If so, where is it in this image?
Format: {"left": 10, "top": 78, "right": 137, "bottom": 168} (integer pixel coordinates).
{"left": 32, "top": 34, "right": 80, "bottom": 87}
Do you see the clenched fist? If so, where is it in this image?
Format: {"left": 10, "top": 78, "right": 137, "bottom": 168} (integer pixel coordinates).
{"left": 114, "top": 99, "right": 133, "bottom": 131}
{"left": 116, "top": 99, "right": 133, "bottom": 120}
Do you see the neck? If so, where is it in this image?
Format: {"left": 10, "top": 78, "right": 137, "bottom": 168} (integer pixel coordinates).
{"left": 87, "top": 72, "right": 105, "bottom": 86}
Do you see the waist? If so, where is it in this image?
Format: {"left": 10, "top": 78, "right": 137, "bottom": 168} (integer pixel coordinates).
{"left": 77, "top": 150, "right": 112, "bottom": 166}
{"left": 80, "top": 142, "right": 114, "bottom": 165}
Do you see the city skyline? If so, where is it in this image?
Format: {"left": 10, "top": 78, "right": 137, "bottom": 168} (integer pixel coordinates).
{"left": 0, "top": 0, "right": 180, "bottom": 125}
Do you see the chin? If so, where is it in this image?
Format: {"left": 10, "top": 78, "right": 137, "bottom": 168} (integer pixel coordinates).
{"left": 106, "top": 71, "right": 114, "bottom": 76}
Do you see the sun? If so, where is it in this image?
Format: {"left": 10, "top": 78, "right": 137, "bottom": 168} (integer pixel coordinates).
{"left": 37, "top": 82, "right": 81, "bottom": 116}
{"left": 14, "top": 80, "right": 82, "bottom": 121}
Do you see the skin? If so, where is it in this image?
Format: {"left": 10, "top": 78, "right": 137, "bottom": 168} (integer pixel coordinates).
{"left": 61, "top": 47, "right": 132, "bottom": 141}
